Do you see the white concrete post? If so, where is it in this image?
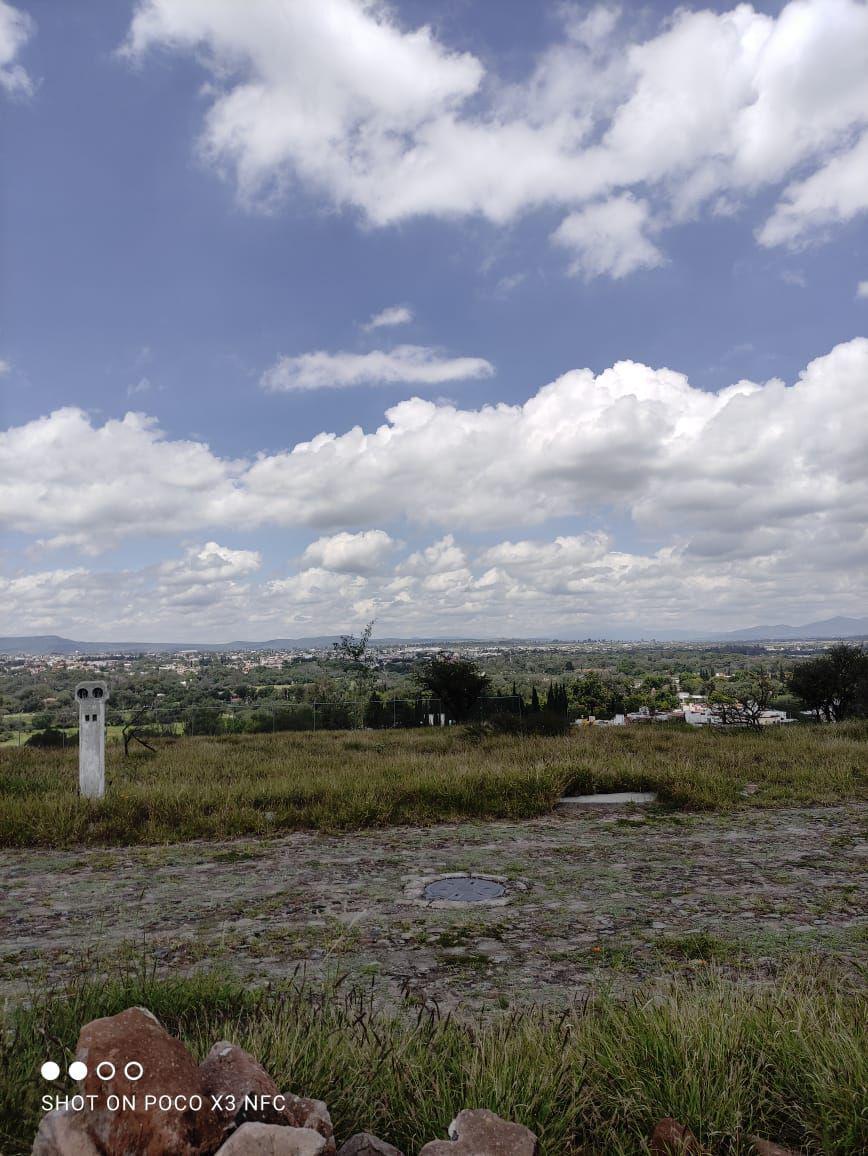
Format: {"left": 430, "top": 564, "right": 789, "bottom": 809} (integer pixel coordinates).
{"left": 76, "top": 681, "right": 108, "bottom": 799}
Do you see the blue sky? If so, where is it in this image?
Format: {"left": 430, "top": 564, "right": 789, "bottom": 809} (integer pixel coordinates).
{"left": 1, "top": 0, "right": 867, "bottom": 639}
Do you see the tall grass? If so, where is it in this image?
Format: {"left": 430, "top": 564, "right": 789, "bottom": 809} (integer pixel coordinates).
{"left": 1, "top": 967, "right": 864, "bottom": 1155}
{"left": 1, "top": 722, "right": 865, "bottom": 848}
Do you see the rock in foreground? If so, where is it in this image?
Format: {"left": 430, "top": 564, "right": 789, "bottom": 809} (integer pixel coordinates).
{"left": 75, "top": 1006, "right": 224, "bottom": 1155}
{"left": 418, "top": 1109, "right": 538, "bottom": 1155}
{"left": 200, "top": 1041, "right": 289, "bottom": 1129}
{"left": 31, "top": 1109, "right": 100, "bottom": 1156}
{"left": 748, "top": 1139, "right": 802, "bottom": 1155}
{"left": 216, "top": 1123, "right": 327, "bottom": 1155}
{"left": 336, "top": 1135, "right": 404, "bottom": 1156}
{"left": 649, "top": 1117, "right": 708, "bottom": 1154}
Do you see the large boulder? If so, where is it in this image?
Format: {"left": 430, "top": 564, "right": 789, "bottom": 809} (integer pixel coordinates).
{"left": 649, "top": 1118, "right": 708, "bottom": 1154}
{"left": 31, "top": 1109, "right": 101, "bottom": 1156}
{"left": 201, "top": 1041, "right": 289, "bottom": 1128}
{"left": 199, "top": 1041, "right": 335, "bottom": 1151}
{"left": 418, "top": 1109, "right": 538, "bottom": 1156}
{"left": 336, "top": 1135, "right": 404, "bottom": 1156}
{"left": 216, "top": 1123, "right": 327, "bottom": 1155}
{"left": 74, "top": 1006, "right": 224, "bottom": 1155}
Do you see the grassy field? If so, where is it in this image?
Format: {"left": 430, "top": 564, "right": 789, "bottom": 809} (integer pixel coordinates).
{"left": 0, "top": 722, "right": 865, "bottom": 848}
{"left": 1, "top": 965, "right": 864, "bottom": 1155}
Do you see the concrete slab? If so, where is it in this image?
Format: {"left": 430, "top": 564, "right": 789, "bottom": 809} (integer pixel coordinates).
{"left": 557, "top": 791, "right": 658, "bottom": 806}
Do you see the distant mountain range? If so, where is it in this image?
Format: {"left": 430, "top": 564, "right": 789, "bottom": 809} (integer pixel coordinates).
{"left": 713, "top": 616, "right": 868, "bottom": 641}
{"left": 0, "top": 634, "right": 346, "bottom": 655}
{"left": 0, "top": 616, "right": 866, "bottom": 654}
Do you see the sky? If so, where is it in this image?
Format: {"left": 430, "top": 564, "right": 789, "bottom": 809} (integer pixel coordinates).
{"left": 1, "top": 0, "right": 867, "bottom": 641}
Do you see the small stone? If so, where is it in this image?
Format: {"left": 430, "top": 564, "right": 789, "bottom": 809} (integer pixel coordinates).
{"left": 741, "top": 783, "right": 760, "bottom": 797}
{"left": 649, "top": 1118, "right": 707, "bottom": 1154}
{"left": 747, "top": 1138, "right": 802, "bottom": 1156}
{"left": 216, "top": 1122, "right": 327, "bottom": 1155}
{"left": 336, "top": 1134, "right": 405, "bottom": 1156}
{"left": 283, "top": 1095, "right": 336, "bottom": 1154}
{"left": 75, "top": 1006, "right": 223, "bottom": 1156}
{"left": 31, "top": 1110, "right": 101, "bottom": 1156}
{"left": 200, "top": 1041, "right": 287, "bottom": 1129}
{"left": 418, "top": 1108, "right": 538, "bottom": 1155}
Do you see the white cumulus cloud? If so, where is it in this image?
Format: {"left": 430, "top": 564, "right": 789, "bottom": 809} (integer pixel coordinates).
{"left": 3, "top": 340, "right": 867, "bottom": 583}
{"left": 551, "top": 195, "right": 665, "bottom": 279}
{"left": 260, "top": 345, "right": 494, "bottom": 391}
{"left": 301, "top": 530, "right": 397, "bottom": 574}
{"left": 363, "top": 305, "right": 414, "bottom": 331}
{"left": 0, "top": 408, "right": 248, "bottom": 551}
{"left": 3, "top": 518, "right": 866, "bottom": 639}
{"left": 757, "top": 130, "right": 868, "bottom": 247}
{"left": 122, "top": 0, "right": 868, "bottom": 270}
{"left": 0, "top": 0, "right": 34, "bottom": 97}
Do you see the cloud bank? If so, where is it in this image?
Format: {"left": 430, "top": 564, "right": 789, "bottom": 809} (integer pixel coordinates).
{"left": 3, "top": 338, "right": 867, "bottom": 632}
{"left": 122, "top": 0, "right": 868, "bottom": 275}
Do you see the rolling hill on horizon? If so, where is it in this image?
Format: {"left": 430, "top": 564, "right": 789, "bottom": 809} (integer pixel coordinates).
{"left": 1, "top": 616, "right": 866, "bottom": 655}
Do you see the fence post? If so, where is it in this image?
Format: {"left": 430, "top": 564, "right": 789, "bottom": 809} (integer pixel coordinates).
{"left": 313, "top": 701, "right": 317, "bottom": 732}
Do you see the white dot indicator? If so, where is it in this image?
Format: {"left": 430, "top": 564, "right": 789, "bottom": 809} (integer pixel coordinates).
{"left": 40, "top": 1061, "right": 60, "bottom": 1081}
{"left": 95, "top": 1061, "right": 116, "bottom": 1080}
{"left": 124, "top": 1061, "right": 144, "bottom": 1081}
{"left": 69, "top": 1061, "right": 88, "bottom": 1080}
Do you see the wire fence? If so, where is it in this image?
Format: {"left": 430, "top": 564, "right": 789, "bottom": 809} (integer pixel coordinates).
{"left": 1, "top": 694, "right": 554, "bottom": 747}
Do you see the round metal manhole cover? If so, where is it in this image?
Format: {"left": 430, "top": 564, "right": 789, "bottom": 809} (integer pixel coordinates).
{"left": 422, "top": 876, "right": 506, "bottom": 902}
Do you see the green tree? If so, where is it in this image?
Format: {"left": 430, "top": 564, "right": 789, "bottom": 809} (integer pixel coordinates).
{"left": 570, "top": 673, "right": 607, "bottom": 716}
{"left": 27, "top": 727, "right": 74, "bottom": 748}
{"left": 414, "top": 656, "right": 490, "bottom": 722}
{"left": 364, "top": 691, "right": 384, "bottom": 729}
{"left": 332, "top": 620, "right": 376, "bottom": 703}
{"left": 627, "top": 675, "right": 678, "bottom": 716}
{"left": 726, "top": 666, "right": 778, "bottom": 728}
{"left": 333, "top": 620, "right": 375, "bottom": 670}
{"left": 789, "top": 644, "right": 868, "bottom": 721}
{"left": 572, "top": 672, "right": 630, "bottom": 718}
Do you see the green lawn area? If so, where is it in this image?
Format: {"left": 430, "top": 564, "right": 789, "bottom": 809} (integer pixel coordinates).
{"left": 0, "top": 722, "right": 865, "bottom": 848}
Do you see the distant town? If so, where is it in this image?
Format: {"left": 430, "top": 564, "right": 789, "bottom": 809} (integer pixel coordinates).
{"left": 2, "top": 631, "right": 864, "bottom": 745}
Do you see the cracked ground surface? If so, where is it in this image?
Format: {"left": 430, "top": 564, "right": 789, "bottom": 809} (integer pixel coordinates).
{"left": 1, "top": 803, "right": 865, "bottom": 1009}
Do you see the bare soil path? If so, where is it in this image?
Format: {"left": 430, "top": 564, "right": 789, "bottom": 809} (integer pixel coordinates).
{"left": 2, "top": 804, "right": 865, "bottom": 1008}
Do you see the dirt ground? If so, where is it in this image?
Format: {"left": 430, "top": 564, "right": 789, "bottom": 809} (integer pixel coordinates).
{"left": 2, "top": 803, "right": 865, "bottom": 1009}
